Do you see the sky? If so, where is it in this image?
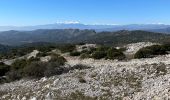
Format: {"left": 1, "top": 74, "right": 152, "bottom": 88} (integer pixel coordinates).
{"left": 0, "top": 0, "right": 170, "bottom": 26}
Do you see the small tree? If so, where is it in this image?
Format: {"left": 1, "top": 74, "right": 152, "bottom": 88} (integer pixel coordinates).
{"left": 49, "top": 55, "right": 67, "bottom": 65}
{"left": 107, "top": 48, "right": 125, "bottom": 60}
{"left": 23, "top": 62, "right": 46, "bottom": 78}
{"left": 70, "top": 51, "right": 81, "bottom": 56}
{"left": 11, "top": 59, "right": 28, "bottom": 70}
{"left": 0, "top": 62, "right": 10, "bottom": 76}
{"left": 80, "top": 53, "right": 90, "bottom": 59}
{"left": 92, "top": 51, "right": 106, "bottom": 59}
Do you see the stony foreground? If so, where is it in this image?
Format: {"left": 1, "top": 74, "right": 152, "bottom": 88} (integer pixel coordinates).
{"left": 0, "top": 42, "right": 170, "bottom": 100}
{"left": 0, "top": 53, "right": 170, "bottom": 100}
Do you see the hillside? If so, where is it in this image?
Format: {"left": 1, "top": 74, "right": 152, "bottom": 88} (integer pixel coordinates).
{"left": 0, "top": 29, "right": 96, "bottom": 45}
{"left": 81, "top": 30, "right": 169, "bottom": 46}
{"left": 1, "top": 42, "right": 170, "bottom": 99}
{"left": 148, "top": 27, "right": 170, "bottom": 34}
{"left": 0, "top": 44, "right": 11, "bottom": 53}
{"left": 0, "top": 29, "right": 169, "bottom": 46}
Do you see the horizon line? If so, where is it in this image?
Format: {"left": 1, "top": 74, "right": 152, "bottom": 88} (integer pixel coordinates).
{"left": 0, "top": 22, "right": 169, "bottom": 27}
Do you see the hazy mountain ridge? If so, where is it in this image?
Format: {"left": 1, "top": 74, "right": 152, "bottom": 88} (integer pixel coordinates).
{"left": 0, "top": 29, "right": 96, "bottom": 45}
{"left": 0, "top": 29, "right": 169, "bottom": 46}
{"left": 148, "top": 27, "right": 170, "bottom": 33}
{"left": 1, "top": 23, "right": 170, "bottom": 33}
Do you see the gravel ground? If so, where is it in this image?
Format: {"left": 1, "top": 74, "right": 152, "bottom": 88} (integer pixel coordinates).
{"left": 0, "top": 42, "right": 170, "bottom": 100}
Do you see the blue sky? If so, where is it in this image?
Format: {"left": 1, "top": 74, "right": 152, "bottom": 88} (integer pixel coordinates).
{"left": 0, "top": 0, "right": 170, "bottom": 26}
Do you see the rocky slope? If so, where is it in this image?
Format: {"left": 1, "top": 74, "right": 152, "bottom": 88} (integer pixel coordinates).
{"left": 124, "top": 42, "right": 158, "bottom": 55}
{"left": 0, "top": 42, "right": 170, "bottom": 100}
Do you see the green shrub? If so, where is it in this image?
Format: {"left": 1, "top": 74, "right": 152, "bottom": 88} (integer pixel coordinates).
{"left": 6, "top": 70, "right": 22, "bottom": 81}
{"left": 134, "top": 48, "right": 153, "bottom": 58}
{"left": 82, "top": 46, "right": 87, "bottom": 49}
{"left": 11, "top": 59, "right": 28, "bottom": 70}
{"left": 162, "top": 44, "right": 170, "bottom": 51}
{"left": 0, "top": 77, "right": 7, "bottom": 84}
{"left": 28, "top": 57, "right": 40, "bottom": 62}
{"left": 36, "top": 52, "right": 47, "bottom": 57}
{"left": 49, "top": 55, "right": 67, "bottom": 65}
{"left": 92, "top": 51, "right": 107, "bottom": 59}
{"left": 0, "top": 62, "right": 10, "bottom": 76}
{"left": 23, "top": 54, "right": 67, "bottom": 78}
{"left": 88, "top": 47, "right": 97, "bottom": 54}
{"left": 80, "top": 53, "right": 90, "bottom": 59}
{"left": 107, "top": 48, "right": 125, "bottom": 60}
{"left": 149, "top": 45, "right": 166, "bottom": 55}
{"left": 97, "top": 46, "right": 110, "bottom": 51}
{"left": 58, "top": 44, "right": 76, "bottom": 53}
{"left": 80, "top": 50, "right": 89, "bottom": 53}
{"left": 70, "top": 51, "right": 81, "bottom": 56}
{"left": 44, "top": 62, "right": 67, "bottom": 77}
{"left": 134, "top": 45, "right": 168, "bottom": 58}
{"left": 23, "top": 61, "right": 46, "bottom": 78}
{"left": 78, "top": 42, "right": 86, "bottom": 45}
{"left": 44, "top": 55, "right": 67, "bottom": 77}
{"left": 118, "top": 47, "right": 127, "bottom": 52}
{"left": 72, "top": 64, "right": 90, "bottom": 70}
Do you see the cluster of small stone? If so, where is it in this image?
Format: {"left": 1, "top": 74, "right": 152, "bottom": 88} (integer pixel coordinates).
{"left": 1, "top": 42, "right": 170, "bottom": 100}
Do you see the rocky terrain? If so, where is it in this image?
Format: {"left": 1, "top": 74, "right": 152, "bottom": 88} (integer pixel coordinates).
{"left": 0, "top": 42, "right": 170, "bottom": 100}
{"left": 124, "top": 42, "right": 158, "bottom": 54}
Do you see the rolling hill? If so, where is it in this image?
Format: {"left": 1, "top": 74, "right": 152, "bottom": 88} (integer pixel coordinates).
{"left": 0, "top": 29, "right": 169, "bottom": 46}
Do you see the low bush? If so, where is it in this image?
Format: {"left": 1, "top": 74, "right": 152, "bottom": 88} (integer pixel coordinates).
{"left": 23, "top": 61, "right": 46, "bottom": 78}
{"left": 23, "top": 54, "right": 67, "bottom": 78}
{"left": 58, "top": 44, "right": 76, "bottom": 53}
{"left": 49, "top": 55, "right": 67, "bottom": 65}
{"left": 82, "top": 46, "right": 87, "bottom": 49}
{"left": 36, "top": 52, "right": 48, "bottom": 57}
{"left": 72, "top": 64, "right": 90, "bottom": 70}
{"left": 118, "top": 47, "right": 127, "bottom": 52}
{"left": 134, "top": 48, "right": 153, "bottom": 58}
{"left": 80, "top": 50, "right": 89, "bottom": 53}
{"left": 11, "top": 59, "right": 28, "bottom": 70}
{"left": 92, "top": 51, "right": 107, "bottom": 59}
{"left": 107, "top": 48, "right": 126, "bottom": 60}
{"left": 162, "top": 44, "right": 170, "bottom": 51}
{"left": 70, "top": 51, "right": 81, "bottom": 56}
{"left": 78, "top": 42, "right": 86, "bottom": 45}
{"left": 134, "top": 45, "right": 168, "bottom": 58}
{"left": 0, "top": 62, "right": 10, "bottom": 76}
{"left": 97, "top": 46, "right": 110, "bottom": 51}
{"left": 44, "top": 62, "right": 68, "bottom": 77}
{"left": 80, "top": 53, "right": 90, "bottom": 59}
{"left": 80, "top": 46, "right": 126, "bottom": 60}
{"left": 6, "top": 70, "right": 22, "bottom": 81}
{"left": 88, "top": 47, "right": 97, "bottom": 54}
{"left": 28, "top": 57, "right": 40, "bottom": 62}
{"left": 0, "top": 77, "right": 7, "bottom": 84}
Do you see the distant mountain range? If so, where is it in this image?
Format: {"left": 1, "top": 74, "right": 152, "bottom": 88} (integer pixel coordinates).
{"left": 0, "top": 29, "right": 96, "bottom": 45}
{"left": 1, "top": 23, "right": 170, "bottom": 33}
{"left": 0, "top": 29, "right": 169, "bottom": 46}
